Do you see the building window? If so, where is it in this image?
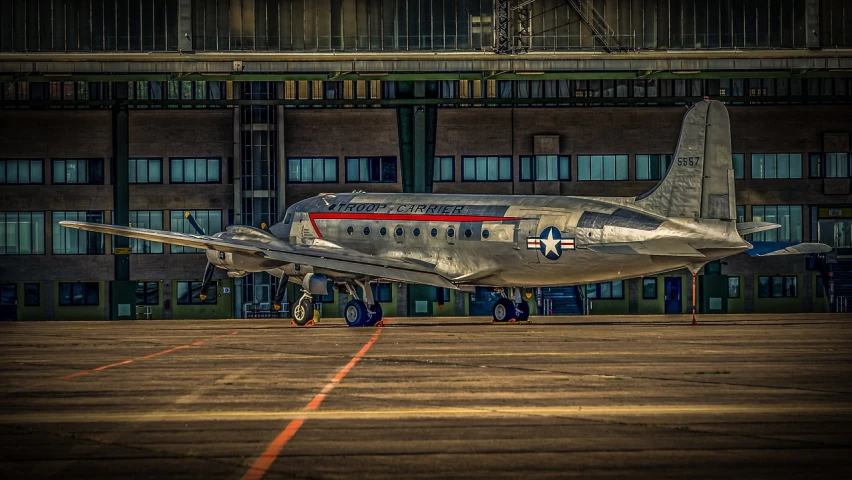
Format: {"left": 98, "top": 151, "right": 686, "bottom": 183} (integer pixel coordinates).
{"left": 52, "top": 211, "right": 104, "bottom": 254}
{"left": 58, "top": 282, "right": 99, "bottom": 306}
{"left": 52, "top": 159, "right": 104, "bottom": 185}
{"left": 585, "top": 280, "right": 624, "bottom": 299}
{"left": 24, "top": 283, "right": 40, "bottom": 306}
{"left": 176, "top": 281, "right": 216, "bottom": 305}
{"left": 169, "top": 210, "right": 222, "bottom": 253}
{"left": 435, "top": 287, "right": 451, "bottom": 302}
{"left": 728, "top": 277, "right": 740, "bottom": 298}
{"left": 758, "top": 276, "right": 798, "bottom": 298}
{"left": 732, "top": 154, "right": 745, "bottom": 179}
{"left": 461, "top": 156, "right": 512, "bottom": 181}
{"left": 0, "top": 159, "right": 43, "bottom": 184}
{"left": 810, "top": 153, "right": 850, "bottom": 178}
{"left": 635, "top": 155, "right": 672, "bottom": 181}
{"left": 372, "top": 283, "right": 392, "bottom": 303}
{"left": 750, "top": 154, "right": 803, "bottom": 179}
{"left": 136, "top": 282, "right": 159, "bottom": 305}
{"left": 129, "top": 158, "right": 163, "bottom": 184}
{"left": 736, "top": 205, "right": 745, "bottom": 224}
{"left": 169, "top": 158, "right": 221, "bottom": 183}
{"left": 0, "top": 212, "right": 45, "bottom": 255}
{"left": 642, "top": 278, "right": 657, "bottom": 299}
{"left": 751, "top": 206, "right": 803, "bottom": 242}
{"left": 345, "top": 157, "right": 397, "bottom": 183}
{"left": 317, "top": 281, "right": 335, "bottom": 303}
{"left": 519, "top": 155, "right": 571, "bottom": 181}
{"left": 433, "top": 156, "right": 454, "bottom": 182}
{"left": 577, "top": 155, "right": 628, "bottom": 181}
{"left": 287, "top": 157, "right": 338, "bottom": 183}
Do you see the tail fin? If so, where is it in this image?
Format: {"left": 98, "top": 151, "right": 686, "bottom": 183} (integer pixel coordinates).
{"left": 635, "top": 100, "right": 735, "bottom": 221}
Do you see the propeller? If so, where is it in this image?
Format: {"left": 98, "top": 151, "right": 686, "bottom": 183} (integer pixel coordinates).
{"left": 185, "top": 211, "right": 215, "bottom": 301}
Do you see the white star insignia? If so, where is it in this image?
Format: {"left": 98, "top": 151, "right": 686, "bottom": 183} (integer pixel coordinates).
{"left": 541, "top": 229, "right": 561, "bottom": 257}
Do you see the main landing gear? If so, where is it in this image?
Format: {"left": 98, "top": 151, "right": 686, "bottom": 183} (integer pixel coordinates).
{"left": 343, "top": 280, "right": 384, "bottom": 327}
{"left": 491, "top": 288, "right": 531, "bottom": 324}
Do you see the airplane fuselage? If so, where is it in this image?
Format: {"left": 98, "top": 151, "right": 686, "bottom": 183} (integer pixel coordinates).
{"left": 271, "top": 192, "right": 749, "bottom": 287}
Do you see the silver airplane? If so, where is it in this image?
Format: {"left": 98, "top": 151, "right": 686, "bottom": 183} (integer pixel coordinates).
{"left": 61, "top": 100, "right": 829, "bottom": 326}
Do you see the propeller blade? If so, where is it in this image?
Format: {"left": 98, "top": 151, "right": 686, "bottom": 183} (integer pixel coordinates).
{"left": 198, "top": 262, "right": 215, "bottom": 301}
{"left": 184, "top": 211, "right": 206, "bottom": 235}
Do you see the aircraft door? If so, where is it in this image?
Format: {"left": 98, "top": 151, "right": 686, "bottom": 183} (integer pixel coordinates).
{"left": 514, "top": 218, "right": 540, "bottom": 263}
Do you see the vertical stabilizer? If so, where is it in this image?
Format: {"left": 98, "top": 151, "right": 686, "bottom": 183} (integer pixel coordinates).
{"left": 635, "top": 100, "right": 735, "bottom": 221}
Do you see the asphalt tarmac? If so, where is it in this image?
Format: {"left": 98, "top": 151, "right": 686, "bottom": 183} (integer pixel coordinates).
{"left": 0, "top": 314, "right": 850, "bottom": 479}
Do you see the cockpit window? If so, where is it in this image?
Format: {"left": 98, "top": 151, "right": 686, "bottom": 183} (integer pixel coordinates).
{"left": 283, "top": 213, "right": 293, "bottom": 224}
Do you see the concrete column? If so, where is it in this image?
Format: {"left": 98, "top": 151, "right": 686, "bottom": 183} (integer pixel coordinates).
{"left": 111, "top": 82, "right": 135, "bottom": 320}
{"left": 276, "top": 82, "right": 287, "bottom": 216}
{"left": 628, "top": 279, "right": 639, "bottom": 314}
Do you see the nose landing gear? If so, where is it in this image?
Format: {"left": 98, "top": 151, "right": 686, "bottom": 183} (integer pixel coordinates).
{"left": 292, "top": 291, "right": 316, "bottom": 327}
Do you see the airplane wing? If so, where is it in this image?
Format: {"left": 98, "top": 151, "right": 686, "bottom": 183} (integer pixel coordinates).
{"left": 736, "top": 222, "right": 781, "bottom": 236}
{"left": 586, "top": 240, "right": 706, "bottom": 257}
{"left": 745, "top": 242, "right": 833, "bottom": 257}
{"left": 58, "top": 221, "right": 457, "bottom": 289}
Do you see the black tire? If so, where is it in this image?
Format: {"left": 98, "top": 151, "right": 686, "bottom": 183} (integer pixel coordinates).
{"left": 344, "top": 300, "right": 368, "bottom": 327}
{"left": 292, "top": 297, "right": 314, "bottom": 326}
{"left": 492, "top": 298, "right": 516, "bottom": 322}
{"left": 516, "top": 301, "right": 531, "bottom": 321}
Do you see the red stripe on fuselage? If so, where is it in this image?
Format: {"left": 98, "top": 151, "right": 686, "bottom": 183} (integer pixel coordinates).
{"left": 307, "top": 212, "right": 521, "bottom": 238}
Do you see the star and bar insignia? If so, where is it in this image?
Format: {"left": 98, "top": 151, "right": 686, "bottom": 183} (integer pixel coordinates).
{"left": 526, "top": 226, "right": 575, "bottom": 260}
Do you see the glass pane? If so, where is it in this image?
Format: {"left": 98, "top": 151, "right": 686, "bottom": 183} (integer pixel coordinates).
{"left": 546, "top": 155, "right": 557, "bottom": 180}
{"left": 559, "top": 156, "right": 570, "bottom": 180}
{"left": 590, "top": 156, "right": 603, "bottom": 180}
{"left": 758, "top": 277, "right": 770, "bottom": 297}
{"left": 150, "top": 159, "right": 161, "bottom": 182}
{"left": 535, "top": 155, "right": 546, "bottom": 180}
{"left": 288, "top": 159, "right": 301, "bottom": 181}
{"left": 476, "top": 157, "right": 487, "bottom": 180}
{"left": 195, "top": 159, "right": 207, "bottom": 182}
{"left": 603, "top": 155, "right": 616, "bottom": 180}
{"left": 777, "top": 154, "right": 789, "bottom": 178}
{"left": 16, "top": 161, "right": 28, "bottom": 183}
{"left": 612, "top": 281, "right": 623, "bottom": 298}
{"left": 486, "top": 157, "right": 498, "bottom": 181}
{"left": 184, "top": 159, "right": 195, "bottom": 182}
{"left": 733, "top": 154, "right": 744, "bottom": 179}
{"left": 752, "top": 154, "right": 763, "bottom": 178}
{"left": 772, "top": 277, "right": 783, "bottom": 297}
{"left": 728, "top": 277, "right": 739, "bottom": 297}
{"left": 643, "top": 278, "right": 656, "bottom": 298}
{"left": 636, "top": 155, "right": 649, "bottom": 180}
{"left": 442, "top": 158, "right": 453, "bottom": 180}
{"left": 208, "top": 159, "right": 221, "bottom": 181}
{"left": 790, "top": 154, "right": 802, "bottom": 179}
{"left": 578, "top": 156, "right": 590, "bottom": 181}
{"left": 499, "top": 157, "right": 511, "bottom": 180}
{"left": 616, "top": 155, "right": 628, "bottom": 180}
{"left": 359, "top": 158, "right": 369, "bottom": 181}
{"left": 600, "top": 282, "right": 612, "bottom": 298}
{"left": 463, "top": 158, "right": 475, "bottom": 180}
{"left": 325, "top": 158, "right": 337, "bottom": 181}
{"left": 301, "top": 159, "right": 313, "bottom": 182}
{"left": 433, "top": 158, "right": 441, "bottom": 181}
{"left": 53, "top": 160, "right": 65, "bottom": 183}
{"left": 346, "top": 159, "right": 358, "bottom": 182}
{"left": 171, "top": 159, "right": 183, "bottom": 182}
{"left": 765, "top": 154, "right": 777, "bottom": 178}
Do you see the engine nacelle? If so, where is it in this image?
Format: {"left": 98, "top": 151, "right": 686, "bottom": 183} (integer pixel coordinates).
{"left": 206, "top": 250, "right": 268, "bottom": 274}
{"left": 302, "top": 273, "right": 329, "bottom": 295}
{"left": 227, "top": 270, "right": 249, "bottom": 278}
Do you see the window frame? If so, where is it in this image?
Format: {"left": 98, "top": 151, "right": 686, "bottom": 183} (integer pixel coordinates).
{"left": 128, "top": 158, "right": 164, "bottom": 184}
{"left": 344, "top": 156, "right": 398, "bottom": 183}
{"left": 168, "top": 158, "right": 222, "bottom": 184}
{"left": 757, "top": 275, "right": 798, "bottom": 298}
{"left": 519, "top": 155, "right": 571, "bottom": 181}
{"left": 635, "top": 154, "right": 673, "bottom": 181}
{"left": 461, "top": 155, "right": 513, "bottom": 182}
{"left": 176, "top": 280, "right": 217, "bottom": 305}
{"left": 809, "top": 152, "right": 851, "bottom": 179}
{"left": 0, "top": 159, "right": 44, "bottom": 185}
{"left": 433, "top": 156, "right": 455, "bottom": 182}
{"left": 51, "top": 158, "right": 105, "bottom": 185}
{"left": 751, "top": 205, "right": 803, "bottom": 243}
{"left": 749, "top": 153, "right": 803, "bottom": 179}
{"left": 642, "top": 277, "right": 658, "bottom": 299}
{"left": 577, "top": 154, "right": 629, "bottom": 181}
{"left": 585, "top": 280, "right": 625, "bottom": 299}
{"left": 136, "top": 281, "right": 160, "bottom": 306}
{"left": 52, "top": 211, "right": 105, "bottom": 255}
{"left": 58, "top": 282, "right": 100, "bottom": 306}
{"left": 24, "top": 283, "right": 40, "bottom": 307}
{"left": 728, "top": 277, "right": 741, "bottom": 298}
{"left": 372, "top": 283, "right": 392, "bottom": 303}
{"left": 0, "top": 211, "right": 46, "bottom": 255}
{"left": 286, "top": 157, "right": 339, "bottom": 184}
{"left": 169, "top": 210, "right": 222, "bottom": 253}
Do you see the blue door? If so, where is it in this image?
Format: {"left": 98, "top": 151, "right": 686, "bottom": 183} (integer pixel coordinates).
{"left": 0, "top": 284, "right": 16, "bottom": 321}
{"left": 664, "top": 277, "right": 682, "bottom": 314}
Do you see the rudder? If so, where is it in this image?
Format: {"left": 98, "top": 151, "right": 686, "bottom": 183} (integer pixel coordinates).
{"left": 635, "top": 100, "right": 735, "bottom": 221}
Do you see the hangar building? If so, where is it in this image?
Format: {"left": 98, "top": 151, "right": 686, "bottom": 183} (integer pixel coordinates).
{"left": 1, "top": 0, "right": 850, "bottom": 320}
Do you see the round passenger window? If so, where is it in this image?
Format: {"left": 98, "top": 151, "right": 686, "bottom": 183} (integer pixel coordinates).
{"left": 363, "top": 227, "right": 370, "bottom": 235}
{"left": 482, "top": 229, "right": 490, "bottom": 239}
{"left": 447, "top": 228, "right": 455, "bottom": 238}
{"left": 464, "top": 229, "right": 472, "bottom": 238}
{"left": 413, "top": 228, "right": 421, "bottom": 237}
{"left": 380, "top": 227, "right": 387, "bottom": 236}
{"left": 430, "top": 228, "right": 438, "bottom": 237}
{"left": 395, "top": 227, "right": 404, "bottom": 237}
{"left": 346, "top": 226, "right": 354, "bottom": 235}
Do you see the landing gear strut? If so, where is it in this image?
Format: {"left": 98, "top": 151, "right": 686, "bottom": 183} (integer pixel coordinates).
{"left": 292, "top": 291, "right": 315, "bottom": 327}
{"left": 343, "top": 280, "right": 384, "bottom": 327}
{"left": 273, "top": 275, "right": 289, "bottom": 312}
{"left": 491, "top": 288, "right": 531, "bottom": 323}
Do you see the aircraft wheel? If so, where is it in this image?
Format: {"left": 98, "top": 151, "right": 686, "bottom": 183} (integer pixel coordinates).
{"left": 344, "top": 300, "right": 369, "bottom": 327}
{"left": 364, "top": 303, "right": 383, "bottom": 326}
{"left": 293, "top": 297, "right": 314, "bottom": 326}
{"left": 492, "top": 298, "right": 516, "bottom": 322}
{"left": 516, "top": 301, "right": 531, "bottom": 321}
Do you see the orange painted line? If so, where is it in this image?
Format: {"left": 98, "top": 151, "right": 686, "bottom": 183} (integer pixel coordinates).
{"left": 59, "top": 331, "right": 240, "bottom": 380}
{"left": 241, "top": 324, "right": 386, "bottom": 480}
{"left": 305, "top": 394, "right": 326, "bottom": 410}
{"left": 92, "top": 359, "right": 133, "bottom": 371}
{"left": 142, "top": 344, "right": 190, "bottom": 359}
{"left": 241, "top": 419, "right": 305, "bottom": 480}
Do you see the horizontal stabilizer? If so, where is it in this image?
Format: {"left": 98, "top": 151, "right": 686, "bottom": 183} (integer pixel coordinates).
{"left": 587, "top": 240, "right": 706, "bottom": 257}
{"left": 747, "top": 242, "right": 833, "bottom": 257}
{"left": 736, "top": 222, "right": 781, "bottom": 236}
